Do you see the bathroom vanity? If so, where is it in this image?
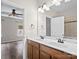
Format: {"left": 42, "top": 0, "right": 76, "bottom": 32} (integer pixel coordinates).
{"left": 27, "top": 38, "right": 77, "bottom": 59}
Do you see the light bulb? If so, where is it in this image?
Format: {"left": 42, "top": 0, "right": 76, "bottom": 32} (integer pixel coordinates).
{"left": 58, "top": 0, "right": 63, "bottom": 2}
{"left": 38, "top": 7, "right": 41, "bottom": 12}
{"left": 43, "top": 4, "right": 50, "bottom": 11}
{"left": 52, "top": 0, "right": 57, "bottom": 5}
{"left": 52, "top": 0, "right": 61, "bottom": 6}
{"left": 38, "top": 7, "right": 44, "bottom": 13}
{"left": 55, "top": 2, "right": 61, "bottom": 6}
{"left": 41, "top": 9, "right": 44, "bottom": 13}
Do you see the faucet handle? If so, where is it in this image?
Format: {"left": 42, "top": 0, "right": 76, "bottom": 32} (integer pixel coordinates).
{"left": 40, "top": 36, "right": 44, "bottom": 39}
{"left": 58, "top": 39, "right": 61, "bottom": 42}
{"left": 61, "top": 40, "right": 64, "bottom": 43}
{"left": 58, "top": 39, "right": 64, "bottom": 43}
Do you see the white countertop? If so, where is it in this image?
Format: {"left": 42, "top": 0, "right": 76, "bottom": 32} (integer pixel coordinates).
{"left": 27, "top": 36, "right": 77, "bottom": 55}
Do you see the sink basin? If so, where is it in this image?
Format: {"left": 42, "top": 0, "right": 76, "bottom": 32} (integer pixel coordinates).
{"left": 47, "top": 40, "right": 77, "bottom": 50}
{"left": 36, "top": 38, "right": 77, "bottom": 50}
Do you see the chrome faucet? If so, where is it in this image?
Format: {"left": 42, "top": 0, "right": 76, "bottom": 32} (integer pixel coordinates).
{"left": 40, "top": 36, "right": 44, "bottom": 39}
{"left": 58, "top": 39, "right": 64, "bottom": 43}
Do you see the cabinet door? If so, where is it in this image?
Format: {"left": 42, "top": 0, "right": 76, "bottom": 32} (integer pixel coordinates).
{"left": 71, "top": 55, "right": 77, "bottom": 59}
{"left": 40, "top": 51, "right": 50, "bottom": 59}
{"left": 32, "top": 47, "right": 39, "bottom": 59}
{"left": 27, "top": 44, "right": 32, "bottom": 59}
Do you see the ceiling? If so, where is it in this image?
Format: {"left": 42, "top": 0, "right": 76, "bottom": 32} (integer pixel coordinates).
{"left": 37, "top": 0, "right": 77, "bottom": 18}
{"left": 50, "top": 0, "right": 77, "bottom": 12}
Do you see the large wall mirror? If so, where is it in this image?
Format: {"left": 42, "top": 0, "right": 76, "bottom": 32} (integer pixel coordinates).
{"left": 37, "top": 0, "right": 77, "bottom": 39}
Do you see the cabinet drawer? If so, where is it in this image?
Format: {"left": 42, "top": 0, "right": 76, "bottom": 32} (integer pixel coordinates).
{"left": 52, "top": 54, "right": 71, "bottom": 59}
{"left": 52, "top": 55, "right": 71, "bottom": 59}
{"left": 40, "top": 44, "right": 64, "bottom": 55}
{"left": 40, "top": 44, "right": 71, "bottom": 58}
{"left": 40, "top": 44, "right": 55, "bottom": 55}
{"left": 71, "top": 55, "right": 77, "bottom": 59}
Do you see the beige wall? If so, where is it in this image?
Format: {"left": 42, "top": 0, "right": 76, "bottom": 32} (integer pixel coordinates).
{"left": 64, "top": 16, "right": 77, "bottom": 37}
{"left": 64, "top": 22, "right": 77, "bottom": 37}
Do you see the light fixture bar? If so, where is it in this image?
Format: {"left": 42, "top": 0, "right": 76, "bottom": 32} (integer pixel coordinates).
{"left": 38, "top": 0, "right": 71, "bottom": 13}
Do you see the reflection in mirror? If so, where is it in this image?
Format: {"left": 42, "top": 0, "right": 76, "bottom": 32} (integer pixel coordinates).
{"left": 46, "top": 17, "right": 51, "bottom": 36}
{"left": 46, "top": 16, "right": 64, "bottom": 38}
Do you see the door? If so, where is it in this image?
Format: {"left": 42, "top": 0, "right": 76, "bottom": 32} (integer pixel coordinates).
{"left": 51, "top": 16, "right": 64, "bottom": 38}
{"left": 46, "top": 17, "right": 51, "bottom": 36}
{"left": 40, "top": 51, "right": 50, "bottom": 59}
{"left": 32, "top": 47, "right": 39, "bottom": 59}
{"left": 27, "top": 44, "right": 32, "bottom": 59}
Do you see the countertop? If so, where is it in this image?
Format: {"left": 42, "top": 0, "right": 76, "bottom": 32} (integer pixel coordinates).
{"left": 27, "top": 36, "right": 77, "bottom": 56}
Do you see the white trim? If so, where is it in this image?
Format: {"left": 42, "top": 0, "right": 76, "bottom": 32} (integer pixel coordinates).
{"left": 1, "top": 14, "right": 23, "bottom": 20}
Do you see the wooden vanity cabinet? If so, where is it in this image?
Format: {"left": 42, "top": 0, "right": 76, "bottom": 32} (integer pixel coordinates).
{"left": 27, "top": 40, "right": 77, "bottom": 59}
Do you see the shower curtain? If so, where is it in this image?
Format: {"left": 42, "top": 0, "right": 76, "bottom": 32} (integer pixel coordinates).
{"left": 1, "top": 41, "right": 24, "bottom": 59}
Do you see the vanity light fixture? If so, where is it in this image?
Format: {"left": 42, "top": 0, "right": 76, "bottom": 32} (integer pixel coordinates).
{"left": 38, "top": 0, "right": 71, "bottom": 13}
